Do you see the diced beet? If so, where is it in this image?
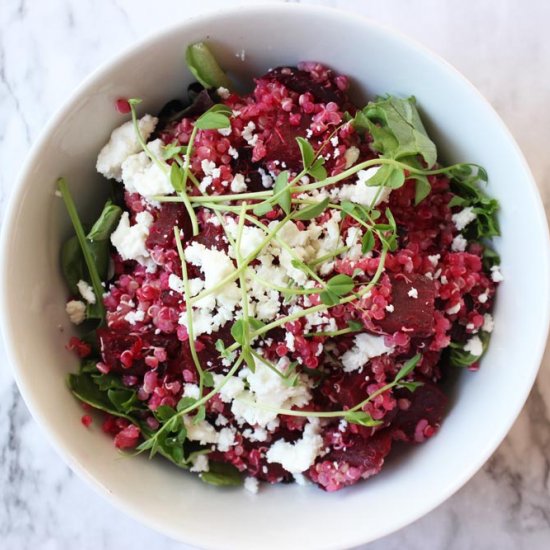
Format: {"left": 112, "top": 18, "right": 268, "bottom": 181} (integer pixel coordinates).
{"left": 391, "top": 379, "right": 448, "bottom": 443}
{"left": 146, "top": 203, "right": 192, "bottom": 248}
{"left": 376, "top": 274, "right": 436, "bottom": 337}
{"left": 98, "top": 328, "right": 183, "bottom": 375}
{"left": 264, "top": 66, "right": 347, "bottom": 106}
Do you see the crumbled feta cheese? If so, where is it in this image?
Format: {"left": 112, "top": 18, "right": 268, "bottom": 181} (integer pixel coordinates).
{"left": 168, "top": 274, "right": 185, "bottom": 294}
{"left": 330, "top": 136, "right": 339, "bottom": 147}
{"left": 427, "top": 254, "right": 440, "bottom": 267}
{"left": 446, "top": 302, "right": 461, "bottom": 315}
{"left": 452, "top": 207, "right": 477, "bottom": 231}
{"left": 344, "top": 146, "right": 360, "bottom": 168}
{"left": 407, "top": 287, "right": 418, "bottom": 299}
{"left": 217, "top": 427, "right": 236, "bottom": 452}
{"left": 124, "top": 309, "right": 145, "bottom": 325}
{"left": 230, "top": 356, "right": 312, "bottom": 428}
{"left": 482, "top": 313, "right": 495, "bottom": 333}
{"left": 242, "top": 121, "right": 258, "bottom": 146}
{"left": 190, "top": 454, "right": 209, "bottom": 473}
{"left": 385, "top": 304, "right": 395, "bottom": 313}
{"left": 266, "top": 418, "right": 323, "bottom": 474}
{"left": 201, "top": 159, "right": 217, "bottom": 176}
{"left": 215, "top": 414, "right": 229, "bottom": 427}
{"left": 464, "top": 335, "right": 484, "bottom": 357}
{"left": 65, "top": 300, "right": 86, "bottom": 325}
{"left": 341, "top": 333, "right": 395, "bottom": 372}
{"left": 217, "top": 86, "right": 230, "bottom": 99}
{"left": 332, "top": 167, "right": 391, "bottom": 207}
{"left": 230, "top": 173, "right": 247, "bottom": 193}
{"left": 212, "top": 375, "right": 245, "bottom": 403}
{"left": 228, "top": 146, "right": 239, "bottom": 159}
{"left": 77, "top": 280, "right": 96, "bottom": 304}
{"left": 184, "top": 417, "right": 219, "bottom": 445}
{"left": 285, "top": 332, "right": 296, "bottom": 352}
{"left": 120, "top": 139, "right": 172, "bottom": 198}
{"left": 491, "top": 265, "right": 504, "bottom": 282}
{"left": 96, "top": 114, "right": 158, "bottom": 181}
{"left": 258, "top": 167, "right": 273, "bottom": 188}
{"left": 293, "top": 473, "right": 308, "bottom": 486}
{"left": 478, "top": 291, "right": 489, "bottom": 304}
{"left": 242, "top": 427, "right": 268, "bottom": 442}
{"left": 111, "top": 211, "right": 155, "bottom": 269}
{"left": 451, "top": 234, "right": 468, "bottom": 252}
{"left": 183, "top": 383, "right": 200, "bottom": 400}
{"left": 244, "top": 476, "right": 259, "bottom": 494}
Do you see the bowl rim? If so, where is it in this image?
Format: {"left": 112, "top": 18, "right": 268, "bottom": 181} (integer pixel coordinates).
{"left": 2, "top": 3, "right": 549, "bottom": 548}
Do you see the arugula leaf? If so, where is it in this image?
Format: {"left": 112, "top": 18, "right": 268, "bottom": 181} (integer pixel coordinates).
{"left": 200, "top": 462, "right": 244, "bottom": 487}
{"left": 185, "top": 42, "right": 232, "bottom": 90}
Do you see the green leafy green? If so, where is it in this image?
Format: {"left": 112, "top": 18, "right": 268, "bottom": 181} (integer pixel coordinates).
{"left": 185, "top": 42, "right": 232, "bottom": 90}
{"left": 296, "top": 137, "right": 327, "bottom": 181}
{"left": 200, "top": 462, "right": 244, "bottom": 487}
{"left": 344, "top": 410, "right": 382, "bottom": 427}
{"left": 292, "top": 197, "right": 330, "bottom": 221}
{"left": 194, "top": 104, "right": 232, "bottom": 130}
{"left": 449, "top": 333, "right": 490, "bottom": 368}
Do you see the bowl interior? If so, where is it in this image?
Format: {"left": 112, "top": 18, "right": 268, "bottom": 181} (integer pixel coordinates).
{"left": 2, "top": 5, "right": 549, "bottom": 549}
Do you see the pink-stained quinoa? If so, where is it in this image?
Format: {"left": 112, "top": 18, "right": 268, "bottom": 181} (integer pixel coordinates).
{"left": 65, "top": 60, "right": 499, "bottom": 492}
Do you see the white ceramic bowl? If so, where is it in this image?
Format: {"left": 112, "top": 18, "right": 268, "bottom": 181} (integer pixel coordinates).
{"left": 2, "top": 4, "right": 549, "bottom": 549}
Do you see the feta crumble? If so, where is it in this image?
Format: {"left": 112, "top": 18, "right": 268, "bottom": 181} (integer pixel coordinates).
{"left": 491, "top": 265, "right": 504, "bottom": 283}
{"left": 407, "top": 287, "right": 418, "bottom": 299}
{"left": 244, "top": 476, "right": 259, "bottom": 494}
{"left": 124, "top": 310, "right": 145, "bottom": 325}
{"left": 341, "top": 333, "right": 395, "bottom": 373}
{"left": 266, "top": 418, "right": 323, "bottom": 474}
{"left": 451, "top": 234, "right": 468, "bottom": 252}
{"left": 65, "top": 300, "right": 86, "bottom": 325}
{"left": 332, "top": 167, "right": 391, "bottom": 207}
{"left": 77, "top": 280, "right": 96, "bottom": 304}
{"left": 452, "top": 207, "right": 477, "bottom": 231}
{"left": 230, "top": 173, "right": 247, "bottom": 193}
{"left": 464, "top": 335, "right": 484, "bottom": 357}
{"left": 96, "top": 114, "right": 158, "bottom": 181}
{"left": 482, "top": 313, "right": 495, "bottom": 333}
{"left": 111, "top": 211, "right": 155, "bottom": 269}
{"left": 190, "top": 454, "right": 209, "bottom": 473}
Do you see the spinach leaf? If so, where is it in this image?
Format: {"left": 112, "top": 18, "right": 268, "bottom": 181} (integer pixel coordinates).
{"left": 200, "top": 462, "right": 244, "bottom": 487}
{"left": 185, "top": 42, "right": 232, "bottom": 90}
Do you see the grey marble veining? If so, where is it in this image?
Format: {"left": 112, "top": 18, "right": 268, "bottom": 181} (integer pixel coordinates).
{"left": 1, "top": 0, "right": 549, "bottom": 548}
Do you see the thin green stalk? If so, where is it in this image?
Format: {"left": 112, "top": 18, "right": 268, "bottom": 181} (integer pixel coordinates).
{"left": 174, "top": 227, "right": 204, "bottom": 394}
{"left": 57, "top": 178, "right": 105, "bottom": 318}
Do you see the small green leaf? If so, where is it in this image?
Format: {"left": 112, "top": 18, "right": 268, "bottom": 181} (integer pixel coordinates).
{"left": 347, "top": 320, "right": 364, "bottom": 332}
{"left": 308, "top": 157, "right": 327, "bottom": 181}
{"left": 193, "top": 405, "right": 206, "bottom": 424}
{"left": 248, "top": 318, "right": 266, "bottom": 333}
{"left": 162, "top": 143, "right": 187, "bottom": 160}
{"left": 413, "top": 175, "right": 431, "bottom": 205}
{"left": 185, "top": 42, "right": 232, "bottom": 89}
{"left": 273, "top": 171, "right": 291, "bottom": 215}
{"left": 87, "top": 202, "right": 122, "bottom": 241}
{"left": 203, "top": 371, "right": 215, "bottom": 388}
{"left": 177, "top": 396, "right": 198, "bottom": 412}
{"left": 292, "top": 197, "right": 330, "bottom": 221}
{"left": 319, "top": 288, "right": 340, "bottom": 306}
{"left": 230, "top": 319, "right": 245, "bottom": 345}
{"left": 155, "top": 405, "right": 177, "bottom": 422}
{"left": 326, "top": 274, "right": 354, "bottom": 296}
{"left": 344, "top": 410, "right": 383, "bottom": 427}
{"left": 200, "top": 462, "right": 244, "bottom": 487}
{"left": 252, "top": 201, "right": 275, "bottom": 217}
{"left": 195, "top": 105, "right": 232, "bottom": 130}
{"left": 396, "top": 381, "right": 423, "bottom": 393}
{"left": 361, "top": 229, "right": 375, "bottom": 253}
{"left": 395, "top": 354, "right": 421, "bottom": 382}
{"left": 296, "top": 136, "right": 315, "bottom": 168}
{"left": 170, "top": 163, "right": 185, "bottom": 193}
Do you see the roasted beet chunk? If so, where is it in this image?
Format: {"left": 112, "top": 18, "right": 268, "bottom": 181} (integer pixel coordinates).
{"left": 264, "top": 66, "right": 348, "bottom": 105}
{"left": 376, "top": 274, "right": 436, "bottom": 337}
{"left": 308, "top": 432, "right": 392, "bottom": 491}
{"left": 98, "top": 328, "right": 182, "bottom": 374}
{"left": 391, "top": 379, "right": 448, "bottom": 443}
{"left": 146, "top": 203, "right": 192, "bottom": 248}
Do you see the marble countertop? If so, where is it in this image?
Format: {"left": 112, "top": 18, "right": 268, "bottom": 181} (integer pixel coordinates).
{"left": 1, "top": 0, "right": 549, "bottom": 548}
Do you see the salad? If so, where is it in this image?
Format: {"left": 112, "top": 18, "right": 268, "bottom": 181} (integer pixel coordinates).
{"left": 59, "top": 42, "right": 501, "bottom": 492}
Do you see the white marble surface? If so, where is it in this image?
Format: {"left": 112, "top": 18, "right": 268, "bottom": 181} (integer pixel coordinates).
{"left": 1, "top": 0, "right": 549, "bottom": 548}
